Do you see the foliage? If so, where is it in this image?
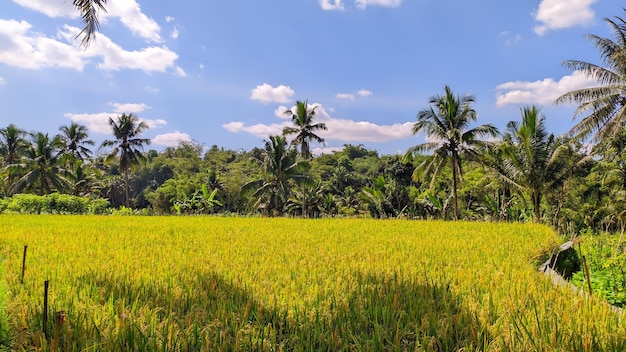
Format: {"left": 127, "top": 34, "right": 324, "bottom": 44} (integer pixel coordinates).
{"left": 555, "top": 9, "right": 626, "bottom": 144}
{"left": 572, "top": 234, "right": 626, "bottom": 307}
{"left": 0, "top": 193, "right": 108, "bottom": 214}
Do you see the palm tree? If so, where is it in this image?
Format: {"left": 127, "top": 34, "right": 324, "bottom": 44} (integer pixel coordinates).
{"left": 0, "top": 124, "right": 27, "bottom": 195}
{"left": 242, "top": 135, "right": 312, "bottom": 216}
{"left": 59, "top": 122, "right": 94, "bottom": 168}
{"left": 555, "top": 10, "right": 626, "bottom": 144}
{"left": 101, "top": 113, "right": 150, "bottom": 207}
{"left": 404, "top": 85, "right": 498, "bottom": 220}
{"left": 282, "top": 100, "right": 327, "bottom": 160}
{"left": 10, "top": 132, "right": 70, "bottom": 195}
{"left": 498, "top": 106, "right": 588, "bottom": 223}
{"left": 73, "top": 0, "right": 108, "bottom": 47}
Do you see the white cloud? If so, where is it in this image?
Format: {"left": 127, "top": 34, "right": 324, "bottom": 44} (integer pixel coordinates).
{"left": 336, "top": 93, "right": 355, "bottom": 100}
{"left": 0, "top": 77, "right": 5, "bottom": 85}
{"left": 0, "top": 20, "right": 88, "bottom": 70}
{"left": 153, "top": 131, "right": 191, "bottom": 147}
{"left": 13, "top": 0, "right": 162, "bottom": 43}
{"left": 495, "top": 71, "right": 599, "bottom": 107}
{"left": 145, "top": 86, "right": 159, "bottom": 93}
{"left": 274, "top": 106, "right": 291, "bottom": 119}
{"left": 533, "top": 0, "right": 597, "bottom": 35}
{"left": 250, "top": 83, "right": 295, "bottom": 104}
{"left": 320, "top": 0, "right": 345, "bottom": 11}
{"left": 355, "top": 0, "right": 402, "bottom": 10}
{"left": 223, "top": 102, "right": 413, "bottom": 143}
{"left": 110, "top": 102, "right": 150, "bottom": 113}
{"left": 174, "top": 66, "right": 187, "bottom": 77}
{"left": 170, "top": 26, "right": 180, "bottom": 40}
{"left": 312, "top": 146, "right": 344, "bottom": 155}
{"left": 12, "top": 0, "right": 77, "bottom": 18}
{"left": 336, "top": 89, "right": 372, "bottom": 100}
{"left": 0, "top": 21, "right": 180, "bottom": 74}
{"left": 165, "top": 16, "right": 176, "bottom": 23}
{"left": 499, "top": 31, "right": 522, "bottom": 46}
{"left": 65, "top": 103, "right": 166, "bottom": 134}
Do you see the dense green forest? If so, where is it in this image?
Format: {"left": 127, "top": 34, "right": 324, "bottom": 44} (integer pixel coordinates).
{"left": 2, "top": 10, "right": 626, "bottom": 238}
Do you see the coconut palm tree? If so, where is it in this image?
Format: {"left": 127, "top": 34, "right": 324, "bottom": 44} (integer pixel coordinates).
{"left": 59, "top": 122, "right": 94, "bottom": 168}
{"left": 282, "top": 100, "right": 327, "bottom": 160}
{"left": 73, "top": 0, "right": 108, "bottom": 47}
{"left": 0, "top": 124, "right": 27, "bottom": 195}
{"left": 404, "top": 85, "right": 498, "bottom": 220}
{"left": 498, "top": 106, "right": 588, "bottom": 223}
{"left": 101, "top": 113, "right": 150, "bottom": 207}
{"left": 555, "top": 10, "right": 626, "bottom": 144}
{"left": 242, "top": 135, "right": 312, "bottom": 216}
{"left": 10, "top": 132, "right": 70, "bottom": 195}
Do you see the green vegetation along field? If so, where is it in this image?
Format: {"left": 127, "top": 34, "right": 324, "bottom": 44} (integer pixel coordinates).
{"left": 0, "top": 215, "right": 624, "bottom": 351}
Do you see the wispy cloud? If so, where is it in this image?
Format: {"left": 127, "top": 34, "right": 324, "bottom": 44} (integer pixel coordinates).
{"left": 499, "top": 31, "right": 522, "bottom": 46}
{"left": 355, "top": 0, "right": 402, "bottom": 10}
{"left": 533, "top": 0, "right": 597, "bottom": 35}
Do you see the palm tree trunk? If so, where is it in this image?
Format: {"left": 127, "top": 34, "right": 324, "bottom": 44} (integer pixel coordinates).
{"left": 451, "top": 154, "right": 459, "bottom": 221}
{"left": 124, "top": 170, "right": 130, "bottom": 208}
{"left": 532, "top": 190, "right": 541, "bottom": 223}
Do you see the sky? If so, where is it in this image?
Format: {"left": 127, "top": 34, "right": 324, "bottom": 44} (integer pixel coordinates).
{"left": 0, "top": 0, "right": 619, "bottom": 155}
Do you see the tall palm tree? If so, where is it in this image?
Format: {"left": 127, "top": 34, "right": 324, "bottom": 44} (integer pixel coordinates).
{"left": 404, "top": 85, "right": 498, "bottom": 220}
{"left": 10, "top": 132, "right": 70, "bottom": 195}
{"left": 282, "top": 100, "right": 327, "bottom": 160}
{"left": 73, "top": 0, "right": 108, "bottom": 47}
{"left": 242, "top": 135, "right": 312, "bottom": 216}
{"left": 498, "top": 106, "right": 588, "bottom": 223}
{"left": 0, "top": 124, "right": 28, "bottom": 195}
{"left": 555, "top": 10, "right": 626, "bottom": 144}
{"left": 59, "top": 122, "right": 94, "bottom": 168}
{"left": 101, "top": 113, "right": 150, "bottom": 207}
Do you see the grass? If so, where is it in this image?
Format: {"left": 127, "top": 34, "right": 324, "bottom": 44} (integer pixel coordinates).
{"left": 0, "top": 215, "right": 624, "bottom": 351}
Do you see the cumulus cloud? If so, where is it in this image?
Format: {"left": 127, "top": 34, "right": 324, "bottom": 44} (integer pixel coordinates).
{"left": 495, "top": 71, "right": 599, "bottom": 107}
{"left": 0, "top": 20, "right": 180, "bottom": 74}
{"left": 0, "top": 20, "right": 88, "bottom": 70}
{"left": 355, "top": 0, "right": 402, "bottom": 10}
{"left": 223, "top": 102, "right": 413, "bottom": 143}
{"left": 250, "top": 83, "right": 295, "bottom": 104}
{"left": 13, "top": 0, "right": 163, "bottom": 43}
{"left": 533, "top": 0, "right": 597, "bottom": 35}
{"left": 153, "top": 131, "right": 191, "bottom": 147}
{"left": 65, "top": 103, "right": 166, "bottom": 134}
{"left": 320, "top": 0, "right": 345, "bottom": 11}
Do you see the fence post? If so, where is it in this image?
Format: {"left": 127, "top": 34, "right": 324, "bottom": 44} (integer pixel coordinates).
{"left": 43, "top": 280, "right": 49, "bottom": 340}
{"left": 21, "top": 245, "right": 27, "bottom": 284}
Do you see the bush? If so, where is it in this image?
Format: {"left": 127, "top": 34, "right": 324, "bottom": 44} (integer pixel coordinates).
{"left": 2, "top": 194, "right": 110, "bottom": 215}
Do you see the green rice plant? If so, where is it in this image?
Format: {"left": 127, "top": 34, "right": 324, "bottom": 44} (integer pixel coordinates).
{"left": 0, "top": 216, "right": 623, "bottom": 351}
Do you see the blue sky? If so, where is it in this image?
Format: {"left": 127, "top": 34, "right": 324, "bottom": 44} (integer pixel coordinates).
{"left": 0, "top": 0, "right": 618, "bottom": 155}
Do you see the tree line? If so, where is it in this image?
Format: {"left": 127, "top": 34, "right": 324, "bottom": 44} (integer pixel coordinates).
{"left": 2, "top": 10, "right": 626, "bottom": 235}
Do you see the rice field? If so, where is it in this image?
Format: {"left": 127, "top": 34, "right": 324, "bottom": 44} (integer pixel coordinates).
{"left": 0, "top": 215, "right": 624, "bottom": 351}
